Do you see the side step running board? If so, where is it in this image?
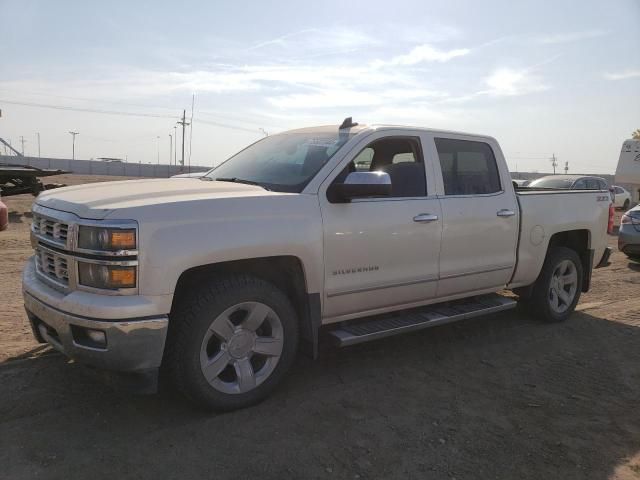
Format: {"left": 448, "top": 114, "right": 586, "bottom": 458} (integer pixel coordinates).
{"left": 328, "top": 293, "right": 517, "bottom": 347}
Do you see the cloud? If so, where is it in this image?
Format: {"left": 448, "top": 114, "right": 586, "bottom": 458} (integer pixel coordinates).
{"left": 373, "top": 44, "right": 470, "bottom": 67}
{"left": 604, "top": 70, "right": 640, "bottom": 80}
{"left": 534, "top": 29, "right": 607, "bottom": 44}
{"left": 481, "top": 68, "right": 547, "bottom": 96}
{"left": 246, "top": 27, "right": 380, "bottom": 54}
{"left": 267, "top": 88, "right": 447, "bottom": 109}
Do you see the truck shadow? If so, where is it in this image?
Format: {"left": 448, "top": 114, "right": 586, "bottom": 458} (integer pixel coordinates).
{"left": 1, "top": 310, "right": 639, "bottom": 480}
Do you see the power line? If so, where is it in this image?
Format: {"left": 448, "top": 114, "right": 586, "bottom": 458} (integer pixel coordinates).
{"left": 0, "top": 99, "right": 179, "bottom": 119}
{"left": 2, "top": 98, "right": 273, "bottom": 134}
{"left": 0, "top": 88, "right": 181, "bottom": 112}
{"left": 197, "top": 117, "right": 264, "bottom": 134}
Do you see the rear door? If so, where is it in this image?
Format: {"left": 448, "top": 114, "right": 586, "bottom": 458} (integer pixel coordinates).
{"left": 426, "top": 135, "right": 519, "bottom": 297}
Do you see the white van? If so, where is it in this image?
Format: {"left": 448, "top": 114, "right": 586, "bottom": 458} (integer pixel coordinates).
{"left": 615, "top": 139, "right": 640, "bottom": 205}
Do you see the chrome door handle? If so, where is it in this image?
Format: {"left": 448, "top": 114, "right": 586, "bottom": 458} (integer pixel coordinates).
{"left": 497, "top": 209, "right": 516, "bottom": 217}
{"left": 413, "top": 213, "right": 439, "bottom": 223}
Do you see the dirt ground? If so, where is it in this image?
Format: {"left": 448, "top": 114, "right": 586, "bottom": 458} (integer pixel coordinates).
{"left": 1, "top": 174, "right": 639, "bottom": 480}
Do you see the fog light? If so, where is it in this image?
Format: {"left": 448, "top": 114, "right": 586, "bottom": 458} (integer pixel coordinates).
{"left": 86, "top": 329, "right": 106, "bottom": 346}
{"left": 71, "top": 325, "right": 107, "bottom": 349}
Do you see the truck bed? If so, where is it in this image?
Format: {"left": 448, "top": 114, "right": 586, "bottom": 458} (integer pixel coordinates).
{"left": 510, "top": 188, "right": 610, "bottom": 288}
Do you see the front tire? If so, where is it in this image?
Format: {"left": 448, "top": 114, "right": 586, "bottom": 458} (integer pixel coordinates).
{"left": 521, "top": 247, "right": 583, "bottom": 323}
{"left": 167, "top": 275, "right": 299, "bottom": 411}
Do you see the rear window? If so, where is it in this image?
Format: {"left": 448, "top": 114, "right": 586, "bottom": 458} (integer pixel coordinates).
{"left": 434, "top": 138, "right": 501, "bottom": 195}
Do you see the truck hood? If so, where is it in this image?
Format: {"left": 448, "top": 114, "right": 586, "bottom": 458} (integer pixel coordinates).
{"left": 36, "top": 178, "right": 280, "bottom": 220}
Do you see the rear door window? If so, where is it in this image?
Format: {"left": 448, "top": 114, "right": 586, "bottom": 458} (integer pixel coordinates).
{"left": 434, "top": 138, "right": 501, "bottom": 195}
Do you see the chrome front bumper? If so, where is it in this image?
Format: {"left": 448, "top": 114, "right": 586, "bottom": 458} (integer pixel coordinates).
{"left": 24, "top": 291, "right": 168, "bottom": 373}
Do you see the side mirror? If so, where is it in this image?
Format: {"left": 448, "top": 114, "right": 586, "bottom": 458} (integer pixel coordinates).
{"left": 328, "top": 171, "right": 392, "bottom": 203}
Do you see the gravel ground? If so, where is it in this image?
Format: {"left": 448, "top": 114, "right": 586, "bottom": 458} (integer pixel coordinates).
{"left": 1, "top": 175, "right": 639, "bottom": 480}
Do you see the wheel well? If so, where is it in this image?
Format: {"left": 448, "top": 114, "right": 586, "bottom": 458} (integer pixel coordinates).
{"left": 172, "top": 256, "right": 320, "bottom": 358}
{"left": 547, "top": 229, "right": 592, "bottom": 292}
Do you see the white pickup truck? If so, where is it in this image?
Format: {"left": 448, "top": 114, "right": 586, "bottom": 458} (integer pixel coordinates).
{"left": 23, "top": 119, "right": 612, "bottom": 410}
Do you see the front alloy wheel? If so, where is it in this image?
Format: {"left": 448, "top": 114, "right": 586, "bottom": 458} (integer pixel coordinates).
{"left": 200, "top": 302, "right": 284, "bottom": 394}
{"left": 168, "top": 274, "right": 299, "bottom": 411}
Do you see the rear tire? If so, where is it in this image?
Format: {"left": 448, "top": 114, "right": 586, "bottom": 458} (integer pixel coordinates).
{"left": 623, "top": 199, "right": 630, "bottom": 210}
{"left": 166, "top": 274, "right": 299, "bottom": 411}
{"left": 520, "top": 247, "right": 583, "bottom": 323}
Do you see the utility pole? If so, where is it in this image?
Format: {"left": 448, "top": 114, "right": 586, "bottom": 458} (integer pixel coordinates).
{"left": 550, "top": 153, "right": 557, "bottom": 174}
{"left": 176, "top": 110, "right": 190, "bottom": 168}
{"left": 19, "top": 136, "right": 27, "bottom": 155}
{"left": 36, "top": 132, "right": 41, "bottom": 157}
{"left": 156, "top": 135, "right": 160, "bottom": 164}
{"left": 69, "top": 131, "right": 79, "bottom": 160}
{"left": 564, "top": 161, "right": 569, "bottom": 174}
{"left": 169, "top": 134, "right": 173, "bottom": 166}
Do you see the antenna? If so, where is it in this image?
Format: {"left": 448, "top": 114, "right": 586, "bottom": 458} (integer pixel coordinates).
{"left": 339, "top": 117, "right": 358, "bottom": 129}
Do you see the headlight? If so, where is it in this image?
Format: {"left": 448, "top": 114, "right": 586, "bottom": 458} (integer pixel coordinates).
{"left": 78, "top": 226, "right": 136, "bottom": 252}
{"left": 78, "top": 262, "right": 137, "bottom": 289}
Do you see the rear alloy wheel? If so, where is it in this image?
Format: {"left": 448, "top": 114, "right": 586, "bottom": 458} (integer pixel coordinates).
{"left": 522, "top": 246, "right": 583, "bottom": 323}
{"left": 547, "top": 259, "right": 578, "bottom": 315}
{"left": 168, "top": 275, "right": 299, "bottom": 411}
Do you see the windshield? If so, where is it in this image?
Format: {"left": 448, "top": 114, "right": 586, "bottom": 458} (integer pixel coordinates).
{"left": 205, "top": 131, "right": 356, "bottom": 193}
{"left": 528, "top": 177, "right": 575, "bottom": 189}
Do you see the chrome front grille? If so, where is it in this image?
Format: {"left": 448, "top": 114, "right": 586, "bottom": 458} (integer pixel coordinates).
{"left": 32, "top": 213, "right": 69, "bottom": 246}
{"left": 34, "top": 247, "right": 70, "bottom": 287}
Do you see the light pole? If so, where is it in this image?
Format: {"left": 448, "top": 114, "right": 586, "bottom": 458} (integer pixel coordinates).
{"left": 173, "top": 125, "right": 177, "bottom": 165}
{"left": 36, "top": 132, "right": 41, "bottom": 158}
{"left": 69, "top": 131, "right": 79, "bottom": 160}
{"left": 156, "top": 136, "right": 160, "bottom": 164}
{"left": 169, "top": 134, "right": 173, "bottom": 166}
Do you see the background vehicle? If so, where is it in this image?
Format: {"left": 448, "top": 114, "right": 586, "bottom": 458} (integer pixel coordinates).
{"left": 0, "top": 193, "right": 7, "bottom": 231}
{"left": 22, "top": 121, "right": 612, "bottom": 410}
{"left": 527, "top": 174, "right": 609, "bottom": 190}
{"left": 512, "top": 178, "right": 530, "bottom": 187}
{"left": 619, "top": 205, "right": 640, "bottom": 262}
{"left": 527, "top": 174, "right": 614, "bottom": 202}
{"left": 615, "top": 139, "right": 640, "bottom": 204}
{"left": 612, "top": 185, "right": 632, "bottom": 210}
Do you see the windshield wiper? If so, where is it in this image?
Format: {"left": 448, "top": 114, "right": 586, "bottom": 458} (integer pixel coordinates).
{"left": 214, "top": 177, "right": 270, "bottom": 190}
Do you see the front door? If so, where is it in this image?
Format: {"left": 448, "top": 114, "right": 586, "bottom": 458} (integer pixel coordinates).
{"left": 319, "top": 132, "right": 442, "bottom": 321}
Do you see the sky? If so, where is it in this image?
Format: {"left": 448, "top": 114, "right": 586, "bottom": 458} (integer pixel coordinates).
{"left": 0, "top": 0, "right": 639, "bottom": 173}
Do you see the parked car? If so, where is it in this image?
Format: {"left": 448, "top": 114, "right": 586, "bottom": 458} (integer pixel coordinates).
{"left": 528, "top": 174, "right": 614, "bottom": 202}
{"left": 512, "top": 179, "right": 530, "bottom": 187}
{"left": 612, "top": 185, "right": 632, "bottom": 210}
{"left": 619, "top": 205, "right": 640, "bottom": 261}
{"left": 23, "top": 120, "right": 612, "bottom": 410}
